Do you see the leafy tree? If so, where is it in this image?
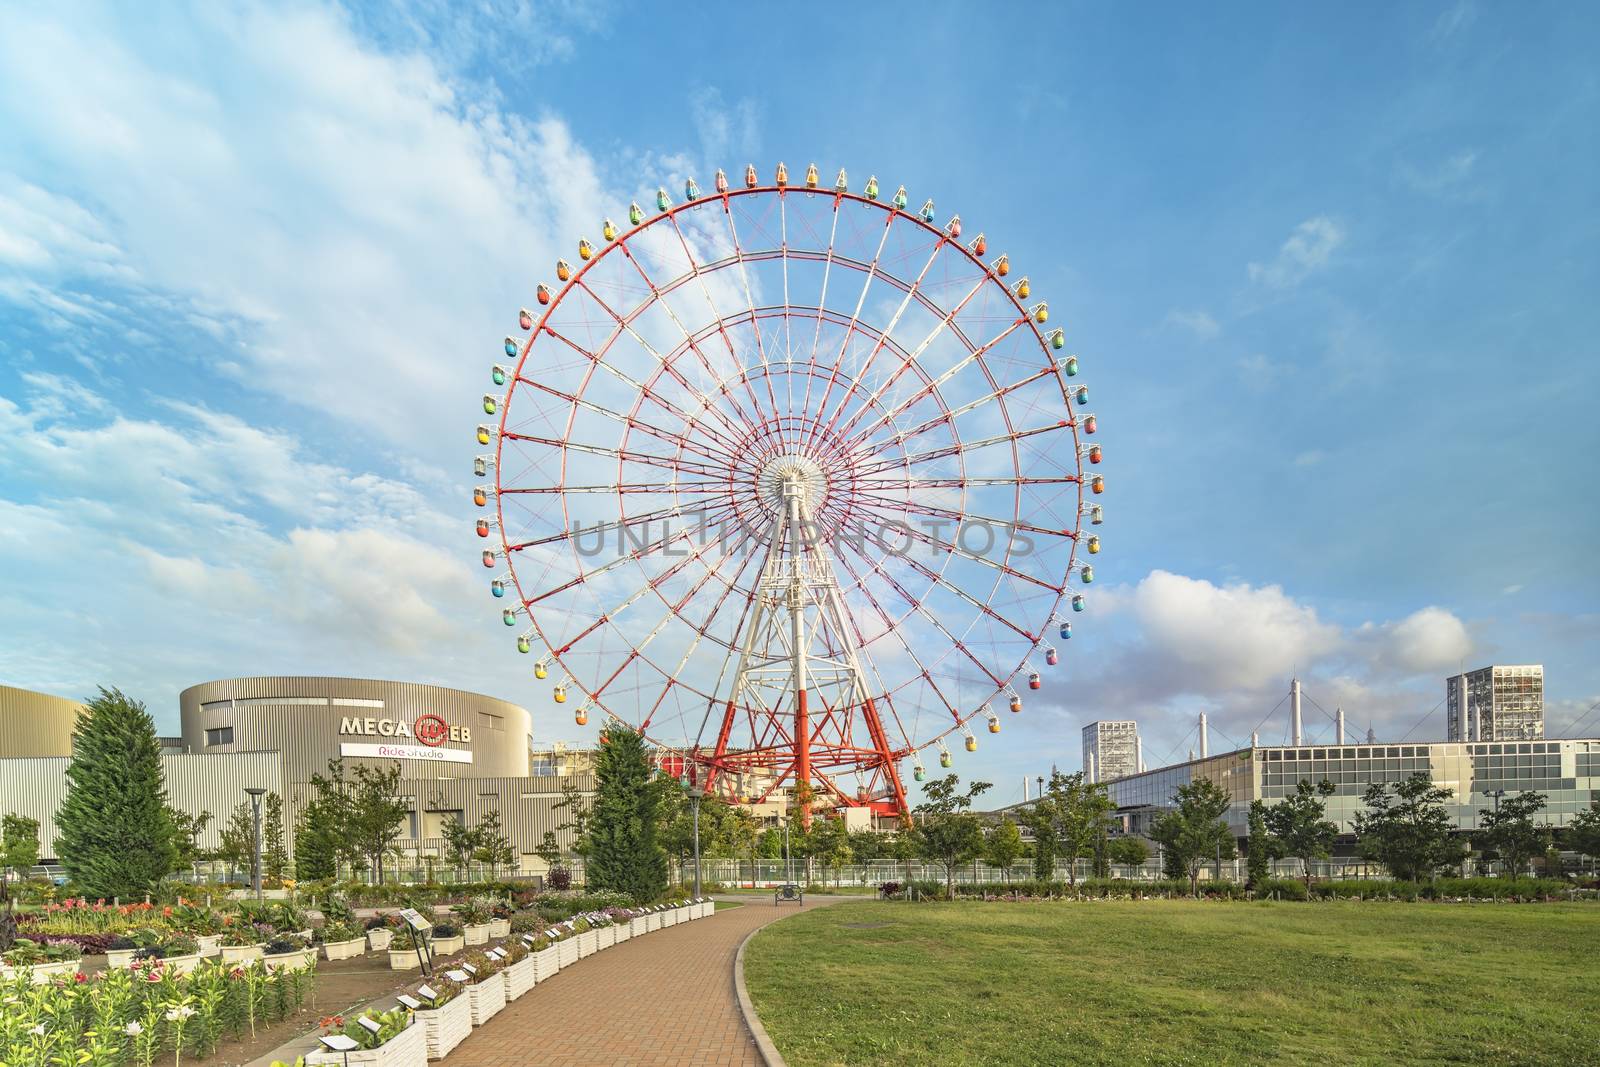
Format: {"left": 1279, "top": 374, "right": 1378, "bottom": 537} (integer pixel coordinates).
{"left": 756, "top": 827, "right": 784, "bottom": 860}
{"left": 440, "top": 812, "right": 479, "bottom": 879}
{"left": 1022, "top": 771, "right": 1114, "bottom": 885}
{"left": 584, "top": 726, "right": 670, "bottom": 902}
{"left": 884, "top": 830, "right": 918, "bottom": 890}
{"left": 263, "top": 792, "right": 289, "bottom": 885}
{"left": 724, "top": 809, "right": 761, "bottom": 888}
{"left": 984, "top": 818, "right": 1024, "bottom": 882}
{"left": 1263, "top": 779, "right": 1339, "bottom": 889}
{"left": 0, "top": 815, "right": 40, "bottom": 886}
{"left": 56, "top": 688, "right": 178, "bottom": 897}
{"left": 1565, "top": 799, "right": 1600, "bottom": 869}
{"left": 1478, "top": 790, "right": 1550, "bottom": 876}
{"left": 216, "top": 802, "right": 253, "bottom": 883}
{"left": 1245, "top": 800, "right": 1278, "bottom": 887}
{"left": 167, "top": 808, "right": 211, "bottom": 874}
{"left": 293, "top": 791, "right": 339, "bottom": 881}
{"left": 1107, "top": 836, "right": 1148, "bottom": 873}
{"left": 1351, "top": 773, "right": 1467, "bottom": 882}
{"left": 347, "top": 763, "right": 410, "bottom": 883}
{"left": 810, "top": 816, "right": 853, "bottom": 886}
{"left": 911, "top": 774, "right": 992, "bottom": 898}
{"left": 847, "top": 829, "right": 886, "bottom": 866}
{"left": 472, "top": 809, "right": 516, "bottom": 877}
{"left": 1023, "top": 801, "right": 1057, "bottom": 881}
{"left": 1148, "top": 778, "right": 1236, "bottom": 896}
{"left": 531, "top": 830, "right": 563, "bottom": 882}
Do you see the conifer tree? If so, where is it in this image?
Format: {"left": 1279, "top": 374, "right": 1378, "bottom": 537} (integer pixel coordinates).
{"left": 55, "top": 688, "right": 177, "bottom": 897}
{"left": 263, "top": 791, "right": 289, "bottom": 884}
{"left": 584, "top": 726, "right": 669, "bottom": 902}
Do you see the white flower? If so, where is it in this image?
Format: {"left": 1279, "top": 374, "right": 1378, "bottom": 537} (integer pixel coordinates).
{"left": 29, "top": 1023, "right": 46, "bottom": 1036}
{"left": 125, "top": 1021, "right": 143, "bottom": 1036}
{"left": 163, "top": 1005, "right": 196, "bottom": 1022}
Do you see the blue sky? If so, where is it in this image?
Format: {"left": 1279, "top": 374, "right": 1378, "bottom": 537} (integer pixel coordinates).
{"left": 1, "top": 1, "right": 1596, "bottom": 804}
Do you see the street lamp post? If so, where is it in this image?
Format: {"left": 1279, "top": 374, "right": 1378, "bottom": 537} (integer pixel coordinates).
{"left": 244, "top": 787, "right": 267, "bottom": 903}
{"left": 681, "top": 776, "right": 703, "bottom": 898}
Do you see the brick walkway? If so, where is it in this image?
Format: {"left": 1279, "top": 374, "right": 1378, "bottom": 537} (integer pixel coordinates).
{"left": 447, "top": 898, "right": 835, "bottom": 1067}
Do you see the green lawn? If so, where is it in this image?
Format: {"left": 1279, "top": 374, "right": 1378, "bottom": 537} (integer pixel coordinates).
{"left": 742, "top": 900, "right": 1600, "bottom": 1067}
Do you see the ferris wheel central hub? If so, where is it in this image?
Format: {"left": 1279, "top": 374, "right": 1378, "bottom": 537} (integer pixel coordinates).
{"left": 757, "top": 454, "right": 827, "bottom": 512}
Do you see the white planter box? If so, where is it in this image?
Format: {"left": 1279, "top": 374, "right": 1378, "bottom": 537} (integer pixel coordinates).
{"left": 467, "top": 976, "right": 506, "bottom": 1026}
{"left": 630, "top": 916, "right": 648, "bottom": 938}
{"left": 105, "top": 947, "right": 140, "bottom": 968}
{"left": 431, "top": 935, "right": 465, "bottom": 957}
{"left": 220, "top": 943, "right": 264, "bottom": 965}
{"left": 532, "top": 944, "right": 560, "bottom": 982}
{"left": 262, "top": 948, "right": 312, "bottom": 973}
{"left": 556, "top": 937, "right": 579, "bottom": 968}
{"left": 367, "top": 928, "right": 394, "bottom": 952}
{"left": 502, "top": 955, "right": 535, "bottom": 1000}
{"left": 644, "top": 913, "right": 660, "bottom": 932}
{"left": 416, "top": 994, "right": 471, "bottom": 1060}
{"left": 613, "top": 922, "right": 632, "bottom": 943}
{"left": 662, "top": 909, "right": 678, "bottom": 927}
{"left": 463, "top": 923, "right": 491, "bottom": 946}
{"left": 389, "top": 947, "right": 426, "bottom": 970}
{"left": 698, "top": 901, "right": 714, "bottom": 919}
{"left": 673, "top": 906, "right": 691, "bottom": 924}
{"left": 488, "top": 918, "right": 511, "bottom": 938}
{"left": 0, "top": 959, "right": 81, "bottom": 984}
{"left": 322, "top": 937, "right": 366, "bottom": 961}
{"left": 576, "top": 929, "right": 597, "bottom": 958}
{"left": 197, "top": 934, "right": 222, "bottom": 957}
{"left": 306, "top": 1017, "right": 426, "bottom": 1067}
{"left": 595, "top": 924, "right": 615, "bottom": 948}
{"left": 165, "top": 952, "right": 203, "bottom": 976}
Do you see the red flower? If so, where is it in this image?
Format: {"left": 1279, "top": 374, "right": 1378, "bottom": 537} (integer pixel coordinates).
{"left": 162, "top": 907, "right": 173, "bottom": 917}
{"left": 74, "top": 972, "right": 88, "bottom": 984}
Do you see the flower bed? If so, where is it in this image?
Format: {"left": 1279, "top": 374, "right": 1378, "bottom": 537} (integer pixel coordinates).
{"left": 0, "top": 956, "right": 314, "bottom": 1064}
{"left": 306, "top": 1010, "right": 426, "bottom": 1067}
{"left": 413, "top": 981, "right": 471, "bottom": 1060}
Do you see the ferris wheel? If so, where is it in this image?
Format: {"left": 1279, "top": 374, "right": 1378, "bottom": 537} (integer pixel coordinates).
{"left": 474, "top": 162, "right": 1103, "bottom": 819}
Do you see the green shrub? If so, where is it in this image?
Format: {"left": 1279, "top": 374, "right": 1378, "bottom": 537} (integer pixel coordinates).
{"left": 1256, "top": 878, "right": 1308, "bottom": 901}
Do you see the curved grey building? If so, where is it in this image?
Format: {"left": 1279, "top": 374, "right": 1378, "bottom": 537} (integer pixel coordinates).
{"left": 178, "top": 676, "right": 533, "bottom": 782}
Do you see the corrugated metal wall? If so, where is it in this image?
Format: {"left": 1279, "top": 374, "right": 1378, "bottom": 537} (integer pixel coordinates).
{"left": 4, "top": 752, "right": 284, "bottom": 858}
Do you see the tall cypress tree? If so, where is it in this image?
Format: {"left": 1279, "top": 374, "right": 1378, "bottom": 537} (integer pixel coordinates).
{"left": 584, "top": 726, "right": 669, "bottom": 903}
{"left": 55, "top": 688, "right": 177, "bottom": 898}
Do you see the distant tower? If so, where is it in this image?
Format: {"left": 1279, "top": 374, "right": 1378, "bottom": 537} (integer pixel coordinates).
{"left": 1335, "top": 705, "right": 1346, "bottom": 745}
{"left": 1290, "top": 676, "right": 1304, "bottom": 746}
{"left": 1198, "top": 712, "right": 1209, "bottom": 758}
{"left": 1365, "top": 725, "right": 1377, "bottom": 744}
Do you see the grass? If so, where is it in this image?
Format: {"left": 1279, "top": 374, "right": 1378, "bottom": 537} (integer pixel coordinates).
{"left": 742, "top": 900, "right": 1600, "bottom": 1067}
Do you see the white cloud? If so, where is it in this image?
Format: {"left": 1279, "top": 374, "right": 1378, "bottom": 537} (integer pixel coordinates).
{"left": 1248, "top": 216, "right": 1344, "bottom": 288}
{"left": 1236, "top": 352, "right": 1287, "bottom": 390}
{"left": 0, "top": 2, "right": 612, "bottom": 450}
{"left": 1372, "top": 606, "right": 1474, "bottom": 673}
{"left": 1431, "top": 1, "right": 1477, "bottom": 42}
{"left": 688, "top": 86, "right": 761, "bottom": 171}
{"left": 1166, "top": 309, "right": 1220, "bottom": 341}
{"left": 1293, "top": 450, "right": 1325, "bottom": 467}
{"left": 1124, "top": 570, "right": 1341, "bottom": 693}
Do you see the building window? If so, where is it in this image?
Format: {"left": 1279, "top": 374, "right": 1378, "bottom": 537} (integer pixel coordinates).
{"left": 331, "top": 697, "right": 385, "bottom": 708}
{"left": 479, "top": 712, "right": 504, "bottom": 730}
{"left": 204, "top": 727, "right": 234, "bottom": 746}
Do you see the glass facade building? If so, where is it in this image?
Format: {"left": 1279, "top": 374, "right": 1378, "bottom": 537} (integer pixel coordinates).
{"left": 1104, "top": 737, "right": 1600, "bottom": 838}
{"left": 1082, "top": 720, "right": 1140, "bottom": 782}
{"left": 1447, "top": 664, "right": 1544, "bottom": 742}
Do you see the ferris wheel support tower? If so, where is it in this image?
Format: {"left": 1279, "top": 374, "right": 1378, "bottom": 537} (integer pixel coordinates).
{"left": 704, "top": 460, "right": 909, "bottom": 824}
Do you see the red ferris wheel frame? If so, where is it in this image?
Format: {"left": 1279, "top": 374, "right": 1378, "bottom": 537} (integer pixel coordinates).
{"left": 480, "top": 169, "right": 1102, "bottom": 821}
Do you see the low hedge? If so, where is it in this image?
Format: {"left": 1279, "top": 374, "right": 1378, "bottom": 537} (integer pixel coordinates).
{"left": 891, "top": 875, "right": 1587, "bottom": 903}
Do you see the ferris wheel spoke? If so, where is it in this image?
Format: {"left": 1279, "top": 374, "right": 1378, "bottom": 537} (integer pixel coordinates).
{"left": 516, "top": 375, "right": 743, "bottom": 471}
{"left": 801, "top": 207, "right": 896, "bottom": 452}
{"left": 853, "top": 420, "right": 1069, "bottom": 477}
{"left": 614, "top": 232, "right": 771, "bottom": 437}
{"left": 660, "top": 213, "right": 778, "bottom": 433}
{"left": 719, "top": 195, "right": 784, "bottom": 423}
{"left": 827, "top": 272, "right": 993, "bottom": 446}
{"left": 502, "top": 431, "right": 732, "bottom": 482}
{"left": 522, "top": 522, "right": 708, "bottom": 605}
{"left": 843, "top": 318, "right": 1037, "bottom": 455}
{"left": 798, "top": 195, "right": 844, "bottom": 449}
{"left": 810, "top": 223, "right": 953, "bottom": 449}
{"left": 500, "top": 481, "right": 724, "bottom": 496}
{"left": 849, "top": 491, "right": 1075, "bottom": 541}
{"left": 541, "top": 318, "right": 752, "bottom": 451}
{"left": 504, "top": 494, "right": 735, "bottom": 552}
{"left": 842, "top": 501, "right": 1062, "bottom": 593}
{"left": 829, "top": 540, "right": 989, "bottom": 714}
